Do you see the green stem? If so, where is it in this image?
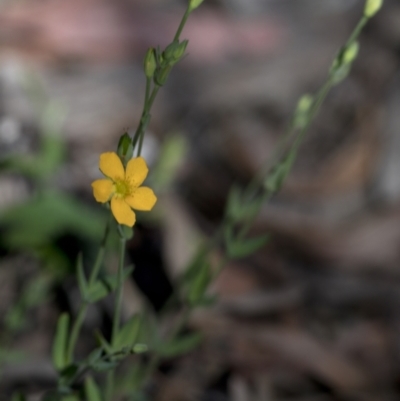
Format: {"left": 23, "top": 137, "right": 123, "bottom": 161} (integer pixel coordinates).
{"left": 136, "top": 86, "right": 160, "bottom": 157}
{"left": 144, "top": 77, "right": 151, "bottom": 104}
{"left": 346, "top": 16, "right": 368, "bottom": 47}
{"left": 89, "top": 214, "right": 111, "bottom": 286}
{"left": 112, "top": 236, "right": 127, "bottom": 345}
{"left": 132, "top": 4, "right": 192, "bottom": 158}
{"left": 66, "top": 303, "right": 88, "bottom": 364}
{"left": 174, "top": 8, "right": 191, "bottom": 42}
{"left": 106, "top": 236, "right": 126, "bottom": 400}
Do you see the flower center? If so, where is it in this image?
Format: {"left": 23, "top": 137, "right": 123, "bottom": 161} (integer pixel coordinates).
{"left": 114, "top": 179, "right": 131, "bottom": 198}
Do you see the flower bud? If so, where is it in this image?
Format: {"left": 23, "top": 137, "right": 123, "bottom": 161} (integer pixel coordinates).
{"left": 154, "top": 65, "right": 172, "bottom": 86}
{"left": 343, "top": 41, "right": 359, "bottom": 65}
{"left": 188, "top": 0, "right": 204, "bottom": 12}
{"left": 329, "top": 41, "right": 359, "bottom": 84}
{"left": 364, "top": 0, "right": 383, "bottom": 17}
{"left": 297, "top": 94, "right": 313, "bottom": 114}
{"left": 143, "top": 48, "right": 157, "bottom": 78}
{"left": 173, "top": 40, "right": 188, "bottom": 62}
{"left": 293, "top": 94, "right": 313, "bottom": 129}
{"left": 163, "top": 41, "right": 180, "bottom": 62}
{"left": 117, "top": 132, "right": 133, "bottom": 164}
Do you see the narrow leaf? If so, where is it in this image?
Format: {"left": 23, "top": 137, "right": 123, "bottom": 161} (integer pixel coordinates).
{"left": 76, "top": 253, "right": 88, "bottom": 299}
{"left": 227, "top": 234, "right": 270, "bottom": 259}
{"left": 114, "top": 314, "right": 141, "bottom": 351}
{"left": 52, "top": 313, "right": 70, "bottom": 371}
{"left": 157, "top": 333, "right": 203, "bottom": 358}
{"left": 84, "top": 376, "right": 102, "bottom": 401}
{"left": 87, "top": 267, "right": 134, "bottom": 303}
{"left": 95, "top": 330, "right": 113, "bottom": 355}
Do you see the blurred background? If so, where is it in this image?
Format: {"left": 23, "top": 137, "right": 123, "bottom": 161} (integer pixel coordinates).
{"left": 0, "top": 0, "right": 400, "bottom": 399}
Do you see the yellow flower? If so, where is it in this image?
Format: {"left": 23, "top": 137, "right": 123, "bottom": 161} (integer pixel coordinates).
{"left": 92, "top": 152, "right": 157, "bottom": 227}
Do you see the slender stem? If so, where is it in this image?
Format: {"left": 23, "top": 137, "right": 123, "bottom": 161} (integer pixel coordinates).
{"left": 346, "top": 16, "right": 368, "bottom": 47}
{"left": 89, "top": 214, "right": 111, "bottom": 286}
{"left": 63, "top": 214, "right": 112, "bottom": 376}
{"left": 174, "top": 8, "right": 191, "bottom": 41}
{"left": 112, "top": 237, "right": 127, "bottom": 345}
{"left": 144, "top": 77, "right": 151, "bottom": 104}
{"left": 66, "top": 303, "right": 88, "bottom": 364}
{"left": 136, "top": 86, "right": 160, "bottom": 157}
{"left": 105, "top": 236, "right": 126, "bottom": 400}
{"left": 132, "top": 4, "right": 192, "bottom": 158}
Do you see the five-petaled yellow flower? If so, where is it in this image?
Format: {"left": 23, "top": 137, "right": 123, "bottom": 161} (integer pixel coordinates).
{"left": 92, "top": 152, "right": 157, "bottom": 227}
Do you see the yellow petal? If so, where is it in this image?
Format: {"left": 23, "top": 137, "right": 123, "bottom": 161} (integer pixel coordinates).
{"left": 125, "top": 187, "right": 157, "bottom": 211}
{"left": 99, "top": 152, "right": 124, "bottom": 181}
{"left": 92, "top": 179, "right": 114, "bottom": 203}
{"left": 125, "top": 157, "right": 148, "bottom": 187}
{"left": 111, "top": 196, "right": 136, "bottom": 227}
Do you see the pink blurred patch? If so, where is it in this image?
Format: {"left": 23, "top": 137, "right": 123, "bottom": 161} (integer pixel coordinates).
{"left": 0, "top": 0, "right": 285, "bottom": 65}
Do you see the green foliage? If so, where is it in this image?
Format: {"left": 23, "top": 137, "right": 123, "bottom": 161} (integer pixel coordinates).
{"left": 0, "top": 190, "right": 107, "bottom": 250}
{"left": 224, "top": 226, "right": 270, "bottom": 259}
{"left": 5, "top": 274, "right": 52, "bottom": 332}
{"left": 84, "top": 376, "right": 103, "bottom": 401}
{"left": 264, "top": 150, "right": 296, "bottom": 193}
{"left": 156, "top": 332, "right": 202, "bottom": 358}
{"left": 2, "top": 102, "right": 65, "bottom": 181}
{"left": 52, "top": 313, "right": 70, "bottom": 371}
{"left": 119, "top": 225, "right": 134, "bottom": 240}
{"left": 113, "top": 314, "right": 141, "bottom": 351}
{"left": 85, "top": 266, "right": 133, "bottom": 303}
{"left": 9, "top": 2, "right": 379, "bottom": 400}
{"left": 226, "top": 186, "right": 264, "bottom": 223}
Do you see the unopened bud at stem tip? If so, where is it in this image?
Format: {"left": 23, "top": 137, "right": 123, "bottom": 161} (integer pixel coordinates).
{"left": 364, "top": 0, "right": 383, "bottom": 17}
{"left": 188, "top": 0, "right": 204, "bottom": 12}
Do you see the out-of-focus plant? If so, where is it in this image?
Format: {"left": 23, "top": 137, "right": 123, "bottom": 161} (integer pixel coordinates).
{"left": 8, "top": 0, "right": 385, "bottom": 399}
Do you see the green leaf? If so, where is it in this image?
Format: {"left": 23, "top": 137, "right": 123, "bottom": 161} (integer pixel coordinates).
{"left": 86, "top": 348, "right": 103, "bottom": 366}
{"left": 86, "top": 266, "right": 133, "bottom": 303}
{"left": 0, "top": 190, "right": 107, "bottom": 250}
{"left": 132, "top": 312, "right": 158, "bottom": 351}
{"left": 264, "top": 150, "right": 296, "bottom": 193}
{"left": 226, "top": 186, "right": 264, "bottom": 223}
{"left": 157, "top": 333, "right": 202, "bottom": 358}
{"left": 84, "top": 376, "right": 103, "bottom": 401}
{"left": 120, "top": 225, "right": 134, "bottom": 240}
{"left": 226, "top": 233, "right": 270, "bottom": 259}
{"left": 114, "top": 314, "right": 141, "bottom": 351}
{"left": 76, "top": 253, "right": 88, "bottom": 300}
{"left": 187, "top": 261, "right": 211, "bottom": 305}
{"left": 226, "top": 185, "right": 243, "bottom": 221}
{"left": 52, "top": 313, "right": 70, "bottom": 371}
{"left": 132, "top": 343, "right": 149, "bottom": 354}
{"left": 91, "top": 360, "right": 118, "bottom": 372}
{"left": 59, "top": 363, "right": 79, "bottom": 384}
{"left": 95, "top": 330, "right": 113, "bottom": 355}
